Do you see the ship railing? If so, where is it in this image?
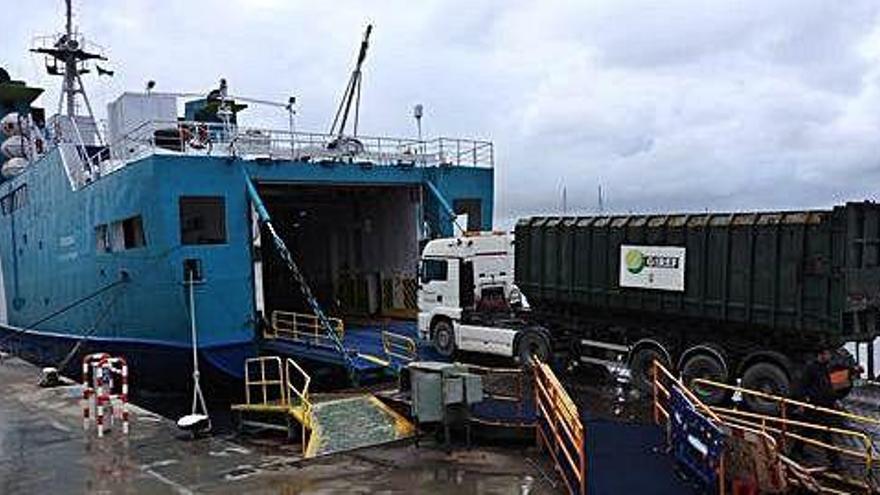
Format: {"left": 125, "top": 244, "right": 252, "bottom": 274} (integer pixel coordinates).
{"left": 534, "top": 359, "right": 586, "bottom": 495}
{"left": 108, "top": 119, "right": 494, "bottom": 168}
{"left": 692, "top": 377, "right": 879, "bottom": 492}
{"left": 267, "top": 310, "right": 345, "bottom": 349}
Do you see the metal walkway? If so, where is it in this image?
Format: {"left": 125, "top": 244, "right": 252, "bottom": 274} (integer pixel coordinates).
{"left": 231, "top": 356, "right": 414, "bottom": 458}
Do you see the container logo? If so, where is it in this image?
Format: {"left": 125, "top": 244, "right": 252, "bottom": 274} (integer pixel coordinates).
{"left": 625, "top": 249, "right": 646, "bottom": 274}
{"left": 620, "top": 245, "right": 686, "bottom": 292}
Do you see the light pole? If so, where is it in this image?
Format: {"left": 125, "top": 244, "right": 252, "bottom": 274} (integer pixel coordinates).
{"left": 286, "top": 96, "right": 297, "bottom": 159}
{"left": 413, "top": 104, "right": 423, "bottom": 141}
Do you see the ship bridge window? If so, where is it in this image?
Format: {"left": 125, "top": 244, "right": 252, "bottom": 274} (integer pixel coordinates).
{"left": 180, "top": 196, "right": 227, "bottom": 245}
{"left": 1, "top": 185, "right": 27, "bottom": 216}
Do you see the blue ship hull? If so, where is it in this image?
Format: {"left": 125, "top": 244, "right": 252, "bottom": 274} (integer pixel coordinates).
{"left": 0, "top": 323, "right": 254, "bottom": 390}
{"left": 0, "top": 145, "right": 493, "bottom": 391}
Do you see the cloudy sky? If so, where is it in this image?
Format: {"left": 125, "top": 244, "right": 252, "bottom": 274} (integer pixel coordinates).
{"left": 4, "top": 0, "right": 880, "bottom": 226}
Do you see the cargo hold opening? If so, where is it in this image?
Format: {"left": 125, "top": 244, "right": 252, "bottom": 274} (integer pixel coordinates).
{"left": 255, "top": 183, "right": 420, "bottom": 324}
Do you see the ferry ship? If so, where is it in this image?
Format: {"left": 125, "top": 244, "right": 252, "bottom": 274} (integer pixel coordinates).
{"left": 0, "top": 2, "right": 493, "bottom": 389}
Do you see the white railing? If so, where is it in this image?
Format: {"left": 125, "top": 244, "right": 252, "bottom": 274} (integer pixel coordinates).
{"left": 109, "top": 120, "right": 494, "bottom": 168}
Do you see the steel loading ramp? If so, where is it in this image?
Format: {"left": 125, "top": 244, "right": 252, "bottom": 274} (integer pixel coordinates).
{"left": 231, "top": 356, "right": 414, "bottom": 458}
{"left": 305, "top": 394, "right": 413, "bottom": 457}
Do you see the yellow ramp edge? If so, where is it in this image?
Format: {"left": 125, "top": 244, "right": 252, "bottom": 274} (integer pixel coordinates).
{"left": 304, "top": 394, "right": 414, "bottom": 458}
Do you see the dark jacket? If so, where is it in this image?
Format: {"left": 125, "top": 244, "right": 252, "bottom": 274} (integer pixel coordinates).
{"left": 798, "top": 360, "right": 836, "bottom": 407}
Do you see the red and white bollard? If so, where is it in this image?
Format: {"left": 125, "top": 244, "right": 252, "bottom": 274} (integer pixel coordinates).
{"left": 81, "top": 353, "right": 129, "bottom": 437}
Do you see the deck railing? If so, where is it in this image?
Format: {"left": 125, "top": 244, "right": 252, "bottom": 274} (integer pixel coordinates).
{"left": 267, "top": 310, "right": 345, "bottom": 349}
{"left": 109, "top": 119, "right": 493, "bottom": 168}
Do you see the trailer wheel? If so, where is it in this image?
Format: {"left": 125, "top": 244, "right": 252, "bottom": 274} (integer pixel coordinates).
{"left": 516, "top": 332, "right": 550, "bottom": 366}
{"left": 681, "top": 353, "right": 728, "bottom": 405}
{"left": 629, "top": 347, "right": 667, "bottom": 394}
{"left": 742, "top": 362, "right": 790, "bottom": 415}
{"left": 431, "top": 320, "right": 455, "bottom": 357}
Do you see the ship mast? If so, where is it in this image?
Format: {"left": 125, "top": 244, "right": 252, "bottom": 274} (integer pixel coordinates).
{"left": 31, "top": 0, "right": 107, "bottom": 138}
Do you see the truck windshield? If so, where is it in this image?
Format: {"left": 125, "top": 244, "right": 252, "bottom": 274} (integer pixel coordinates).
{"left": 421, "top": 258, "right": 448, "bottom": 283}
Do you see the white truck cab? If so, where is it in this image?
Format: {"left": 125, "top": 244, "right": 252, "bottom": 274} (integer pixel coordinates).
{"left": 417, "top": 232, "right": 547, "bottom": 363}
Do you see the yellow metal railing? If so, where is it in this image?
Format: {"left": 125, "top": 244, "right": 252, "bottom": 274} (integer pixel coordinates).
{"left": 285, "top": 357, "right": 313, "bottom": 454}
{"left": 692, "top": 377, "right": 879, "bottom": 492}
{"left": 381, "top": 331, "right": 417, "bottom": 364}
{"left": 267, "top": 310, "right": 345, "bottom": 348}
{"left": 243, "top": 356, "right": 286, "bottom": 407}
{"left": 237, "top": 356, "right": 316, "bottom": 456}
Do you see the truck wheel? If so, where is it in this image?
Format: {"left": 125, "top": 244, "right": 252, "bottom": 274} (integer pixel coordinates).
{"left": 629, "top": 347, "right": 666, "bottom": 394}
{"left": 742, "top": 362, "right": 790, "bottom": 415}
{"left": 681, "top": 353, "right": 728, "bottom": 406}
{"left": 432, "top": 320, "right": 455, "bottom": 357}
{"left": 517, "top": 332, "right": 550, "bottom": 366}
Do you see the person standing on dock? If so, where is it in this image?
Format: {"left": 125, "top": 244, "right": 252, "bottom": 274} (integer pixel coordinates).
{"left": 791, "top": 349, "right": 842, "bottom": 469}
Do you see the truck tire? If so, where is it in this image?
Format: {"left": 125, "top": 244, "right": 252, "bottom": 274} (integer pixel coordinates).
{"left": 629, "top": 347, "right": 666, "bottom": 394}
{"left": 432, "top": 320, "right": 455, "bottom": 357}
{"left": 681, "top": 353, "right": 728, "bottom": 406}
{"left": 742, "top": 362, "right": 790, "bottom": 415}
{"left": 516, "top": 331, "right": 550, "bottom": 366}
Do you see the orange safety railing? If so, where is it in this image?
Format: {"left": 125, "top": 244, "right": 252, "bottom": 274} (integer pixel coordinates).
{"left": 692, "top": 377, "right": 879, "bottom": 493}
{"left": 655, "top": 360, "right": 877, "bottom": 494}
{"left": 534, "top": 360, "right": 586, "bottom": 495}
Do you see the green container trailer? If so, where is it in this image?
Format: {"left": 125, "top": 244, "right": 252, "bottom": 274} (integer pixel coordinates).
{"left": 515, "top": 202, "right": 880, "bottom": 410}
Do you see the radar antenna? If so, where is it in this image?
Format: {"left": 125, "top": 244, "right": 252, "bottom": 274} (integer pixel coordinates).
{"left": 329, "top": 24, "right": 372, "bottom": 139}
{"left": 31, "top": 0, "right": 109, "bottom": 141}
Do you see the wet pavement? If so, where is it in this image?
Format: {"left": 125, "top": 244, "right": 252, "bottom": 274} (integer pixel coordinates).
{"left": 0, "top": 356, "right": 555, "bottom": 494}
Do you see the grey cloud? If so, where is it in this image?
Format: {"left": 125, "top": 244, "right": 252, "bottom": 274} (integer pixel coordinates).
{"left": 3, "top": 1, "right": 880, "bottom": 230}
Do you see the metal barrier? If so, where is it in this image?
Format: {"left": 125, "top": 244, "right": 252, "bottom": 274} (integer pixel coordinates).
{"left": 534, "top": 360, "right": 586, "bottom": 495}
{"left": 285, "top": 357, "right": 313, "bottom": 454}
{"left": 692, "top": 377, "right": 879, "bottom": 492}
{"left": 653, "top": 361, "right": 728, "bottom": 493}
{"left": 243, "top": 356, "right": 286, "bottom": 407}
{"left": 465, "top": 364, "right": 533, "bottom": 426}
{"left": 655, "top": 361, "right": 879, "bottom": 493}
{"left": 81, "top": 353, "right": 130, "bottom": 437}
{"left": 381, "top": 331, "right": 417, "bottom": 365}
{"left": 109, "top": 119, "right": 494, "bottom": 168}
{"left": 267, "top": 310, "right": 345, "bottom": 348}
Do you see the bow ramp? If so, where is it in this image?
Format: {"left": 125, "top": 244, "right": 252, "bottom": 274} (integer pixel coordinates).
{"left": 231, "top": 356, "right": 414, "bottom": 458}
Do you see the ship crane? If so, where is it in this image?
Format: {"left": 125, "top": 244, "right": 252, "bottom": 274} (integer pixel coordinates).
{"left": 327, "top": 24, "right": 373, "bottom": 155}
